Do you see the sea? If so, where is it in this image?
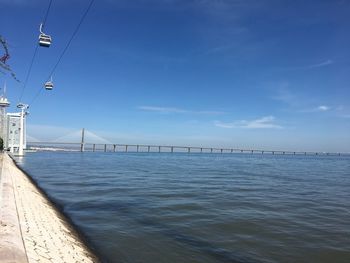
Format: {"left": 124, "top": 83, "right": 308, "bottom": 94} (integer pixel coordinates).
{"left": 15, "top": 152, "right": 350, "bottom": 263}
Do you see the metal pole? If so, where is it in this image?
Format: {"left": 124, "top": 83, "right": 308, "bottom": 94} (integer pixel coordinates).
{"left": 104, "top": 144, "right": 107, "bottom": 152}
{"left": 171, "top": 146, "right": 174, "bottom": 153}
{"left": 126, "top": 145, "right": 128, "bottom": 152}
{"left": 137, "top": 145, "right": 139, "bottom": 152}
{"left": 80, "top": 128, "right": 85, "bottom": 152}
{"left": 148, "top": 146, "right": 150, "bottom": 152}
{"left": 10, "top": 128, "right": 15, "bottom": 153}
{"left": 113, "top": 144, "right": 116, "bottom": 152}
{"left": 159, "top": 146, "right": 161, "bottom": 153}
{"left": 93, "top": 144, "right": 95, "bottom": 152}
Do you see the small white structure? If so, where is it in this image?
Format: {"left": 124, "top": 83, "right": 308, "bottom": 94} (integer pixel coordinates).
{"left": 6, "top": 112, "right": 27, "bottom": 152}
{"left": 0, "top": 83, "right": 28, "bottom": 154}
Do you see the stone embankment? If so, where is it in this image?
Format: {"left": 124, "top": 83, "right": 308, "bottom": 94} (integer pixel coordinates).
{"left": 0, "top": 153, "right": 100, "bottom": 263}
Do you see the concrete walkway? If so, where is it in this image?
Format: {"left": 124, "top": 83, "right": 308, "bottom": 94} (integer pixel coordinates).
{"left": 0, "top": 153, "right": 100, "bottom": 263}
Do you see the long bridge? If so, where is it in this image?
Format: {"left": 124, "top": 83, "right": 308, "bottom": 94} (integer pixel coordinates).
{"left": 26, "top": 141, "right": 348, "bottom": 156}
{"left": 26, "top": 129, "right": 349, "bottom": 156}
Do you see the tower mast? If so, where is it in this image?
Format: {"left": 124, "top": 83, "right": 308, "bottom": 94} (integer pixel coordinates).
{"left": 0, "top": 82, "right": 10, "bottom": 146}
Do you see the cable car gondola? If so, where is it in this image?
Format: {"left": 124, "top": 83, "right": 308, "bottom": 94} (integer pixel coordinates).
{"left": 39, "top": 23, "right": 52, "bottom": 47}
{"left": 45, "top": 77, "right": 54, "bottom": 90}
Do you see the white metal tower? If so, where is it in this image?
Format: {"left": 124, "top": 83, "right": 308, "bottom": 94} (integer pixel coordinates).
{"left": 0, "top": 82, "right": 10, "bottom": 143}
{"left": 16, "top": 103, "right": 29, "bottom": 156}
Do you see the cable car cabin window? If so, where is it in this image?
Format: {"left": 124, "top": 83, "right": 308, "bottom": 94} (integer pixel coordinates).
{"left": 39, "top": 42, "right": 50, "bottom": 47}
{"left": 45, "top": 83, "right": 53, "bottom": 90}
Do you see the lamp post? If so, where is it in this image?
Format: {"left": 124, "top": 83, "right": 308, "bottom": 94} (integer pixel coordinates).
{"left": 17, "top": 103, "right": 29, "bottom": 156}
{"left": 10, "top": 123, "right": 16, "bottom": 153}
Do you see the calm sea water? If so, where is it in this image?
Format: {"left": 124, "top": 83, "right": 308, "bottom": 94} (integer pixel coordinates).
{"left": 16, "top": 152, "right": 350, "bottom": 263}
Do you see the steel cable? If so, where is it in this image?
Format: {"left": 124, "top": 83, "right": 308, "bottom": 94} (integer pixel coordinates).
{"left": 30, "top": 0, "right": 95, "bottom": 105}
{"left": 18, "top": 0, "right": 53, "bottom": 102}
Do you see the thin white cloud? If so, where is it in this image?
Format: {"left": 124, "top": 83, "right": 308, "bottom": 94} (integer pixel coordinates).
{"left": 270, "top": 83, "right": 300, "bottom": 107}
{"left": 306, "top": 59, "right": 334, "bottom": 69}
{"left": 277, "top": 60, "right": 334, "bottom": 72}
{"left": 270, "top": 84, "right": 335, "bottom": 114}
{"left": 334, "top": 105, "right": 350, "bottom": 118}
{"left": 214, "top": 121, "right": 236, "bottom": 128}
{"left": 316, "top": 105, "right": 331, "bottom": 111}
{"left": 241, "top": 116, "right": 283, "bottom": 129}
{"left": 215, "top": 116, "right": 282, "bottom": 129}
{"left": 300, "top": 105, "right": 332, "bottom": 113}
{"left": 196, "top": 110, "right": 225, "bottom": 115}
{"left": 139, "top": 106, "right": 187, "bottom": 113}
{"left": 138, "top": 106, "right": 225, "bottom": 115}
{"left": 299, "top": 104, "right": 350, "bottom": 118}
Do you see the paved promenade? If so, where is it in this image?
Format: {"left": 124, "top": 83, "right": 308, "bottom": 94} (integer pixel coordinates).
{"left": 0, "top": 153, "right": 100, "bottom": 263}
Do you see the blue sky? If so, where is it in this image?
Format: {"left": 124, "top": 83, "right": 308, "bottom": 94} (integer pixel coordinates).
{"left": 1, "top": 0, "right": 350, "bottom": 152}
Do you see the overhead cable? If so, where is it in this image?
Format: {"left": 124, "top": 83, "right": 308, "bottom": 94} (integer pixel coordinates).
{"left": 18, "top": 0, "right": 53, "bottom": 102}
{"left": 30, "top": 0, "right": 95, "bottom": 105}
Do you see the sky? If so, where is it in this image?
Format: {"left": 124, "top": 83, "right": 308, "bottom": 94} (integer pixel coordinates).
{"left": 1, "top": 0, "right": 350, "bottom": 152}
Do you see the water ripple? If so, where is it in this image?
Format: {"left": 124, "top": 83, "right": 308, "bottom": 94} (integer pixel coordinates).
{"left": 17, "top": 152, "right": 350, "bottom": 263}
